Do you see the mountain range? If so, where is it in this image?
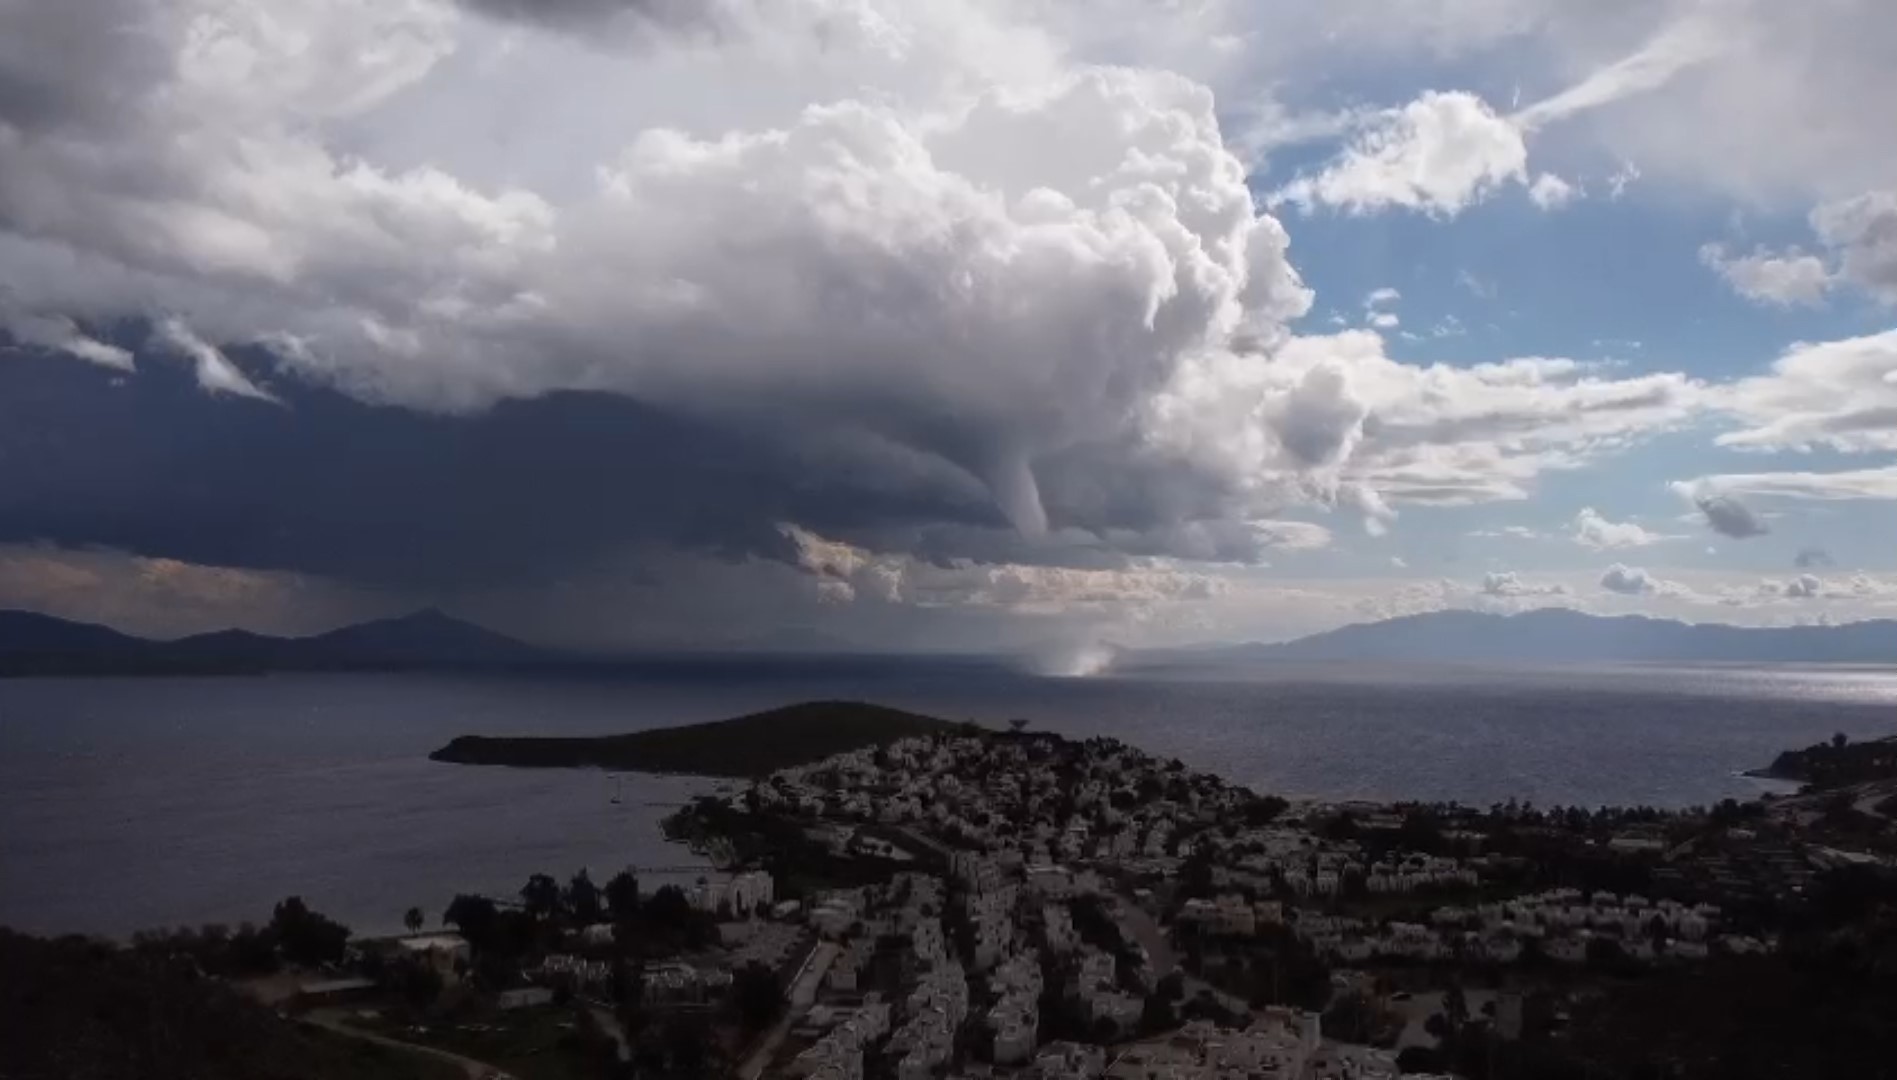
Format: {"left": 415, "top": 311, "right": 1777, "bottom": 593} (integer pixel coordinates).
{"left": 1184, "top": 608, "right": 1897, "bottom": 665}
{"left": 0, "top": 605, "right": 1891, "bottom": 676}
{"left": 0, "top": 609, "right": 548, "bottom": 675}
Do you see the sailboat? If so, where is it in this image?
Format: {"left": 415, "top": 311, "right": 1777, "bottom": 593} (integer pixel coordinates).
{"left": 609, "top": 774, "right": 624, "bottom": 806}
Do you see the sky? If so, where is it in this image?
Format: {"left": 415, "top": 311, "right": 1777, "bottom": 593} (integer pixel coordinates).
{"left": 0, "top": 0, "right": 1894, "bottom": 654}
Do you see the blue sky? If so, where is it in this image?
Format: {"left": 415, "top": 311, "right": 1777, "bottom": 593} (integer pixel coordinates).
{"left": 0, "top": 0, "right": 1892, "bottom": 650}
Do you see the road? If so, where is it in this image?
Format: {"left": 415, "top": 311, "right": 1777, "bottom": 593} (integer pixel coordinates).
{"left": 1113, "top": 894, "right": 1177, "bottom": 974}
{"left": 736, "top": 941, "right": 840, "bottom": 1080}
{"left": 1113, "top": 893, "right": 1249, "bottom": 1018}
{"left": 586, "top": 1004, "right": 632, "bottom": 1065}
{"left": 302, "top": 1010, "right": 516, "bottom": 1080}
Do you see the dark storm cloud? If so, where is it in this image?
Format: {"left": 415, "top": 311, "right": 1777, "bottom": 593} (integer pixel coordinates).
{"left": 1691, "top": 492, "right": 1770, "bottom": 539}
{"left": 0, "top": 0, "right": 162, "bottom": 135}
{"left": 0, "top": 340, "right": 1006, "bottom": 590}
{"left": 1794, "top": 546, "right": 1835, "bottom": 569}
{"left": 456, "top": 0, "right": 727, "bottom": 34}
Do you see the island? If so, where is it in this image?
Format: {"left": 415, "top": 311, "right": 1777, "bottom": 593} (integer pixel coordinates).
{"left": 428, "top": 700, "right": 977, "bottom": 777}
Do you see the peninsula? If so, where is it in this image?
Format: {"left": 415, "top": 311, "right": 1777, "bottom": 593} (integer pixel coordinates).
{"left": 1748, "top": 733, "right": 1897, "bottom": 789}
{"left": 428, "top": 700, "right": 975, "bottom": 777}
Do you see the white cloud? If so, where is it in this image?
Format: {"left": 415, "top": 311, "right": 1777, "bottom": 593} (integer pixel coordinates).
{"left": 1782, "top": 574, "right": 1823, "bottom": 600}
{"left": 1455, "top": 270, "right": 1496, "bottom": 300}
{"left": 1570, "top": 507, "right": 1675, "bottom": 550}
{"left": 1702, "top": 191, "right": 1897, "bottom": 308}
{"left": 1699, "top": 244, "right": 1833, "bottom": 307}
{"left": 1712, "top": 330, "right": 1897, "bottom": 454}
{"left": 1272, "top": 91, "right": 1527, "bottom": 217}
{"left": 152, "top": 319, "right": 278, "bottom": 402}
{"left": 1511, "top": 8, "right": 1729, "bottom": 133}
{"left": 1482, "top": 570, "right": 1568, "bottom": 598}
{"left": 1247, "top": 520, "right": 1335, "bottom": 552}
{"left": 1676, "top": 465, "right": 1897, "bottom": 504}
{"left": 1527, "top": 172, "right": 1577, "bottom": 210}
{"left": 1507, "top": 1, "right": 1897, "bottom": 206}
{"left": 1752, "top": 573, "right": 1897, "bottom": 604}
{"left": 1362, "top": 286, "right": 1400, "bottom": 329}
{"left": 0, "top": 310, "right": 134, "bottom": 371}
{"left": 1599, "top": 562, "right": 1680, "bottom": 597}
{"left": 1605, "top": 162, "right": 1641, "bottom": 201}
{"left": 1811, "top": 191, "right": 1897, "bottom": 305}
{"left": 1356, "top": 578, "right": 1466, "bottom": 622}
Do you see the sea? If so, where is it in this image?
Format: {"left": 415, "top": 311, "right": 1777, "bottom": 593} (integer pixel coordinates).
{"left": 2, "top": 660, "right": 1894, "bottom": 939}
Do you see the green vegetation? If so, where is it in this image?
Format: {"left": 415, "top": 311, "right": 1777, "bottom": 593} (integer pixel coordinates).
{"left": 0, "top": 929, "right": 457, "bottom": 1080}
{"left": 122, "top": 895, "right": 354, "bottom": 979}
{"left": 430, "top": 700, "right": 976, "bottom": 777}
{"left": 352, "top": 1008, "right": 610, "bottom": 1080}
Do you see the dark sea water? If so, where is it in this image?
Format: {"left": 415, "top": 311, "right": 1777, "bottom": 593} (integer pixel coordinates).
{"left": 2, "top": 661, "right": 1894, "bottom": 937}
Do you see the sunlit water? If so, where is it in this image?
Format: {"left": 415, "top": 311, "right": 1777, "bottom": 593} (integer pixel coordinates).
{"left": 1, "top": 661, "right": 1893, "bottom": 936}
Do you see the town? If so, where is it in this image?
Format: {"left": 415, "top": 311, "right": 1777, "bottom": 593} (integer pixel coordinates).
{"left": 105, "top": 725, "right": 1897, "bottom": 1080}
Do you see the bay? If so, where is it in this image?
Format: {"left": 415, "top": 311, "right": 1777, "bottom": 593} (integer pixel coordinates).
{"left": 2, "top": 661, "right": 1893, "bottom": 937}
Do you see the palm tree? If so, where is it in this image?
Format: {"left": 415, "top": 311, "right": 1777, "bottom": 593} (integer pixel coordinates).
{"left": 404, "top": 906, "right": 425, "bottom": 934}
{"left": 521, "top": 873, "right": 563, "bottom": 920}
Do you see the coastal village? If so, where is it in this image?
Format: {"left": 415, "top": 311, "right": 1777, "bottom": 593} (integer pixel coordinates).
{"left": 166, "top": 719, "right": 1893, "bottom": 1080}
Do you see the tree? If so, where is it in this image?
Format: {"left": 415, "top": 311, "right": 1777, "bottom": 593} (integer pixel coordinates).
{"left": 568, "top": 869, "right": 604, "bottom": 926}
{"left": 1445, "top": 981, "right": 1469, "bottom": 1029}
{"left": 1140, "top": 993, "right": 1176, "bottom": 1034}
{"left": 645, "top": 885, "right": 694, "bottom": 930}
{"left": 731, "top": 962, "right": 782, "bottom": 1030}
{"left": 269, "top": 897, "right": 350, "bottom": 968}
{"left": 404, "top": 907, "right": 425, "bottom": 934}
{"left": 227, "top": 922, "right": 279, "bottom": 975}
{"left": 1586, "top": 937, "right": 1627, "bottom": 969}
{"left": 1324, "top": 993, "right": 1379, "bottom": 1045}
{"left": 605, "top": 870, "right": 642, "bottom": 923}
{"left": 662, "top": 1016, "right": 714, "bottom": 1075}
{"left": 1157, "top": 972, "right": 1186, "bottom": 1002}
{"left": 394, "top": 960, "right": 443, "bottom": 1011}
{"left": 443, "top": 894, "right": 500, "bottom": 950}
{"left": 522, "top": 873, "right": 564, "bottom": 921}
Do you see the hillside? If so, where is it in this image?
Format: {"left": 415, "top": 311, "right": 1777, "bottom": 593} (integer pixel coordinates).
{"left": 0, "top": 609, "right": 551, "bottom": 675}
{"left": 1225, "top": 608, "right": 1897, "bottom": 664}
{"left": 430, "top": 700, "right": 975, "bottom": 777}
{"left": 0, "top": 930, "right": 455, "bottom": 1080}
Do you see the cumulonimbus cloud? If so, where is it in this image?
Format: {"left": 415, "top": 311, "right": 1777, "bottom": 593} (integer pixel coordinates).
{"left": 0, "top": 0, "right": 1726, "bottom": 592}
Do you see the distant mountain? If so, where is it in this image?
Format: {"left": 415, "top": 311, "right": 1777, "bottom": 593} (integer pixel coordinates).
{"left": 1205, "top": 608, "right": 1897, "bottom": 664}
{"left": 0, "top": 610, "right": 148, "bottom": 657}
{"left": 0, "top": 609, "right": 552, "bottom": 676}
